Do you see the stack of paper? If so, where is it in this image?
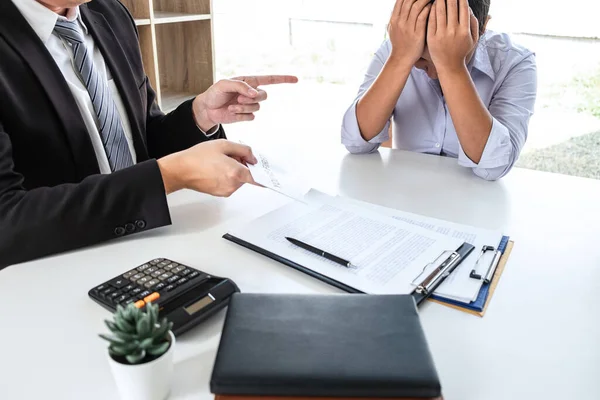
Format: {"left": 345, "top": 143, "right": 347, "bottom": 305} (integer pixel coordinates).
{"left": 228, "top": 192, "right": 464, "bottom": 296}
{"left": 329, "top": 196, "right": 503, "bottom": 303}
{"left": 240, "top": 147, "right": 504, "bottom": 304}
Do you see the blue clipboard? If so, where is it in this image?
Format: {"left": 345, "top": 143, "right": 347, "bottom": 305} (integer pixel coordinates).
{"left": 429, "top": 236, "right": 510, "bottom": 312}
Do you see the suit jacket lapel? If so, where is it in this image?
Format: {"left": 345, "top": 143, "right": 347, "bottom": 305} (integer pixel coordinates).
{"left": 80, "top": 5, "right": 149, "bottom": 162}
{"left": 0, "top": 0, "right": 100, "bottom": 179}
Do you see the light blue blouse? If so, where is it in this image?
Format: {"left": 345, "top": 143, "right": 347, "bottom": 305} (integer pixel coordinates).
{"left": 341, "top": 31, "right": 538, "bottom": 181}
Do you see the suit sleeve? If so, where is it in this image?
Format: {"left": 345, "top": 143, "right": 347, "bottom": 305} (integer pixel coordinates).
{"left": 111, "top": 0, "right": 225, "bottom": 159}
{"left": 143, "top": 79, "right": 226, "bottom": 159}
{"left": 0, "top": 121, "right": 172, "bottom": 269}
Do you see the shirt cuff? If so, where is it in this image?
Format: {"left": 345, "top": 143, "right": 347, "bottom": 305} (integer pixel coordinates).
{"left": 341, "top": 99, "right": 390, "bottom": 153}
{"left": 457, "top": 117, "right": 512, "bottom": 169}
{"left": 195, "top": 122, "right": 221, "bottom": 137}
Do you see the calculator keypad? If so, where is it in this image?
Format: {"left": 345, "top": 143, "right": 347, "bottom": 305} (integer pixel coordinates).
{"left": 158, "top": 272, "right": 172, "bottom": 281}
{"left": 172, "top": 265, "right": 186, "bottom": 274}
{"left": 109, "top": 278, "right": 129, "bottom": 289}
{"left": 91, "top": 259, "right": 209, "bottom": 309}
{"left": 137, "top": 264, "right": 151, "bottom": 271}
{"left": 145, "top": 279, "right": 160, "bottom": 288}
{"left": 137, "top": 276, "right": 151, "bottom": 285}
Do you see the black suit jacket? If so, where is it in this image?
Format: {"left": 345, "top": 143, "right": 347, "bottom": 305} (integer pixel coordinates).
{"left": 0, "top": 0, "right": 225, "bottom": 269}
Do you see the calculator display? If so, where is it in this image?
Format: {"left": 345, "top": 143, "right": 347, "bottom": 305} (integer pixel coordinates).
{"left": 184, "top": 295, "right": 214, "bottom": 315}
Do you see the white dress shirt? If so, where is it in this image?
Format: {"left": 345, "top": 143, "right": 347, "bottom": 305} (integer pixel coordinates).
{"left": 342, "top": 31, "right": 538, "bottom": 181}
{"left": 12, "top": 0, "right": 138, "bottom": 174}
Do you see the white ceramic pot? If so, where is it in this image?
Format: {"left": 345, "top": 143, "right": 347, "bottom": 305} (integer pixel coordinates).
{"left": 108, "top": 331, "right": 175, "bottom": 400}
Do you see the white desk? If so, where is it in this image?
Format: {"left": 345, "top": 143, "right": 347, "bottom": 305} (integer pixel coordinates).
{"left": 1, "top": 146, "right": 599, "bottom": 400}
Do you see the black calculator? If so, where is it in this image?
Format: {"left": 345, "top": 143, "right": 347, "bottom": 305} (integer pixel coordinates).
{"left": 89, "top": 258, "right": 239, "bottom": 336}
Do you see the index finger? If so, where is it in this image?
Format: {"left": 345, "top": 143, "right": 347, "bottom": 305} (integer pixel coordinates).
{"left": 220, "top": 140, "right": 257, "bottom": 164}
{"left": 234, "top": 75, "right": 299, "bottom": 88}
{"left": 459, "top": 0, "right": 469, "bottom": 25}
{"left": 236, "top": 164, "right": 257, "bottom": 185}
{"left": 447, "top": 0, "right": 458, "bottom": 26}
{"left": 223, "top": 157, "right": 257, "bottom": 187}
{"left": 436, "top": 0, "right": 447, "bottom": 29}
{"left": 469, "top": 12, "right": 479, "bottom": 40}
{"left": 428, "top": 1, "right": 437, "bottom": 37}
{"left": 392, "top": 0, "right": 405, "bottom": 17}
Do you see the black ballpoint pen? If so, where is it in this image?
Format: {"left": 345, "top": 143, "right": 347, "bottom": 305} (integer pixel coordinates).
{"left": 285, "top": 237, "right": 354, "bottom": 268}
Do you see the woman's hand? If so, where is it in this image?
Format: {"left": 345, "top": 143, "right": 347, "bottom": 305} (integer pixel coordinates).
{"left": 427, "top": 0, "right": 479, "bottom": 74}
{"left": 388, "top": 0, "right": 433, "bottom": 65}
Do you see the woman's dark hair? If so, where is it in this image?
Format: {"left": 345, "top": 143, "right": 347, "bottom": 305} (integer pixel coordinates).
{"left": 469, "top": 0, "right": 491, "bottom": 32}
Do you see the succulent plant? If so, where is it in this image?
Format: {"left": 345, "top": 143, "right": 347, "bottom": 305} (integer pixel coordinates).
{"left": 100, "top": 302, "right": 173, "bottom": 365}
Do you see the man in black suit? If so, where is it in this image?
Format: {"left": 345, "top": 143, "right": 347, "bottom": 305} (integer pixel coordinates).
{"left": 0, "top": 0, "right": 297, "bottom": 269}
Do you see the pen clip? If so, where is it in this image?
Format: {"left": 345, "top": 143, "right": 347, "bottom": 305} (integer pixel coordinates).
{"left": 414, "top": 250, "right": 461, "bottom": 295}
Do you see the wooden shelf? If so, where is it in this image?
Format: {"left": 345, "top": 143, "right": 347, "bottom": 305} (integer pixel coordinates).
{"left": 134, "top": 18, "right": 151, "bottom": 26}
{"left": 135, "top": 25, "right": 160, "bottom": 105}
{"left": 161, "top": 92, "right": 197, "bottom": 113}
{"left": 153, "top": 11, "right": 211, "bottom": 25}
{"left": 153, "top": 0, "right": 210, "bottom": 15}
{"left": 156, "top": 19, "right": 214, "bottom": 107}
{"left": 120, "top": 0, "right": 215, "bottom": 112}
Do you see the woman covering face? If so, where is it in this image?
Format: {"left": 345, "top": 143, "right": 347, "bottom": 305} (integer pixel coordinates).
{"left": 341, "top": 0, "right": 537, "bottom": 181}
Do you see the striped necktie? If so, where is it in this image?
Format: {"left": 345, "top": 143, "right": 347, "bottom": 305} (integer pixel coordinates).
{"left": 54, "top": 18, "right": 134, "bottom": 172}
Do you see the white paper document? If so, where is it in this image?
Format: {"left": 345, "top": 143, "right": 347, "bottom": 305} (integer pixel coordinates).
{"left": 244, "top": 144, "right": 310, "bottom": 202}
{"left": 332, "top": 196, "right": 504, "bottom": 303}
{"left": 228, "top": 198, "right": 464, "bottom": 295}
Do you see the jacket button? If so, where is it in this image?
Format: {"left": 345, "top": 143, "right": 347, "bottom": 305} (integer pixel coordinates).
{"left": 135, "top": 220, "right": 146, "bottom": 229}
{"left": 114, "top": 227, "right": 126, "bottom": 236}
{"left": 125, "top": 223, "right": 135, "bottom": 233}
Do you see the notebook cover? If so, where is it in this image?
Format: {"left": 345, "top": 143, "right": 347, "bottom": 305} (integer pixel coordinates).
{"left": 210, "top": 293, "right": 442, "bottom": 398}
{"left": 222, "top": 234, "right": 473, "bottom": 305}
{"left": 429, "top": 238, "right": 513, "bottom": 316}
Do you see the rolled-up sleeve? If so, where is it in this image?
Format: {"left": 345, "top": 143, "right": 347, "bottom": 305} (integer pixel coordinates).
{"left": 458, "top": 53, "right": 538, "bottom": 180}
{"left": 341, "top": 41, "right": 392, "bottom": 154}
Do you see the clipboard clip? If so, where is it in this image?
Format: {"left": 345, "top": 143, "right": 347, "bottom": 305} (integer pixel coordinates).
{"left": 470, "top": 245, "right": 501, "bottom": 284}
{"left": 413, "top": 250, "right": 461, "bottom": 295}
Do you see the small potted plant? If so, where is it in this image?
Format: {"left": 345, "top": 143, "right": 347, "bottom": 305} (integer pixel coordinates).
{"left": 100, "top": 302, "right": 175, "bottom": 400}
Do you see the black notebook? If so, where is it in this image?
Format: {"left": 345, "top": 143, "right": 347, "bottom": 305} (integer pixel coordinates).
{"left": 210, "top": 293, "right": 442, "bottom": 399}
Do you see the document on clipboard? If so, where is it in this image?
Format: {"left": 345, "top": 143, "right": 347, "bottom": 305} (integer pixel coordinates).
{"left": 329, "top": 195, "right": 504, "bottom": 303}
{"left": 223, "top": 195, "right": 474, "bottom": 304}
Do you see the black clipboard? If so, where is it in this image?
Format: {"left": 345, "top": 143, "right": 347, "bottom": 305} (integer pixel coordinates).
{"left": 223, "top": 234, "right": 475, "bottom": 306}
